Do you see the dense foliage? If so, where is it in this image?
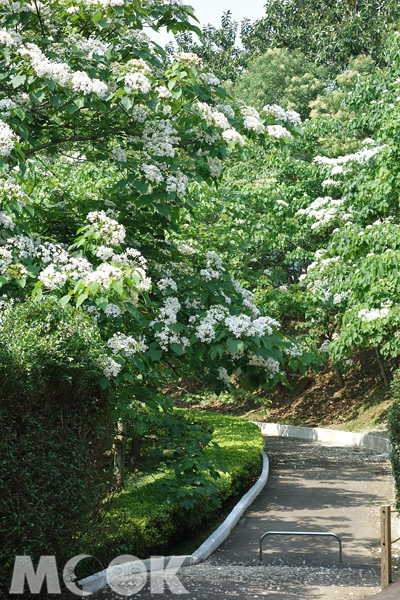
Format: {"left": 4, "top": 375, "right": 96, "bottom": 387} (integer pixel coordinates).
{"left": 243, "top": 0, "right": 400, "bottom": 72}
{"left": 389, "top": 370, "right": 400, "bottom": 506}
{"left": 233, "top": 48, "right": 326, "bottom": 119}
{"left": 0, "top": 297, "right": 112, "bottom": 594}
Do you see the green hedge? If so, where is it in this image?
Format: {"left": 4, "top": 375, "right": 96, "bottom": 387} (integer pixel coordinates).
{"left": 389, "top": 369, "right": 400, "bottom": 507}
{"left": 89, "top": 410, "right": 264, "bottom": 562}
{"left": 0, "top": 297, "right": 112, "bottom": 595}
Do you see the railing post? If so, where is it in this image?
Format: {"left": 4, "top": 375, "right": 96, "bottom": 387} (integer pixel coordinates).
{"left": 381, "top": 505, "right": 392, "bottom": 590}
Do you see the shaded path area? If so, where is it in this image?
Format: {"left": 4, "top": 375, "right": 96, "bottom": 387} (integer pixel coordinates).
{"left": 88, "top": 437, "right": 399, "bottom": 599}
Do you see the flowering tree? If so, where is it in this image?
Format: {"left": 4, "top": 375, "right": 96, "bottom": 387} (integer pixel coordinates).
{"left": 0, "top": 0, "right": 310, "bottom": 489}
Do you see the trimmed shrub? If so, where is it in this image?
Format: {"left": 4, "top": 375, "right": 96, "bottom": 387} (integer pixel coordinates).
{"left": 389, "top": 368, "right": 400, "bottom": 507}
{"left": 0, "top": 297, "right": 113, "bottom": 595}
{"left": 90, "top": 410, "right": 264, "bottom": 563}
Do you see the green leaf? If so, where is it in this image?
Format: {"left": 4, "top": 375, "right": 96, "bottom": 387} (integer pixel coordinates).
{"left": 227, "top": 337, "right": 246, "bottom": 355}
{"left": 98, "top": 376, "right": 110, "bottom": 390}
{"left": 76, "top": 292, "right": 88, "bottom": 307}
{"left": 60, "top": 295, "right": 71, "bottom": 307}
{"left": 171, "top": 343, "right": 184, "bottom": 355}
{"left": 11, "top": 74, "right": 26, "bottom": 88}
{"left": 111, "top": 280, "right": 124, "bottom": 296}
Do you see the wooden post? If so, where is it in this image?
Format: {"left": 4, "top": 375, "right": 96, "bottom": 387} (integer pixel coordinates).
{"left": 381, "top": 505, "right": 392, "bottom": 590}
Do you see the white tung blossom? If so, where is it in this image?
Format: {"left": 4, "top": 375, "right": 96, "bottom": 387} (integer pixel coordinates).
{"left": 222, "top": 129, "right": 245, "bottom": 147}
{"left": 87, "top": 211, "right": 126, "bottom": 246}
{"left": 217, "top": 367, "right": 231, "bottom": 384}
{"left": 0, "top": 121, "right": 17, "bottom": 157}
{"left": 102, "top": 357, "right": 122, "bottom": 378}
{"left": 267, "top": 125, "right": 292, "bottom": 139}
{"left": 141, "top": 164, "right": 164, "bottom": 184}
{"left": 107, "top": 332, "right": 143, "bottom": 356}
{"left": 263, "top": 104, "right": 301, "bottom": 126}
{"left": 241, "top": 105, "right": 264, "bottom": 133}
{"left": 207, "top": 156, "right": 223, "bottom": 178}
{"left": 358, "top": 305, "right": 390, "bottom": 322}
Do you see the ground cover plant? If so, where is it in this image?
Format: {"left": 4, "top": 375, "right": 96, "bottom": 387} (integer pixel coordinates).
{"left": 88, "top": 410, "right": 264, "bottom": 564}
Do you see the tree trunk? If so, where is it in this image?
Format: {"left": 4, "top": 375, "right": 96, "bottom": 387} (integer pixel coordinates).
{"left": 334, "top": 367, "right": 345, "bottom": 389}
{"left": 129, "top": 435, "right": 141, "bottom": 470}
{"left": 374, "top": 347, "right": 390, "bottom": 389}
{"left": 114, "top": 419, "right": 127, "bottom": 490}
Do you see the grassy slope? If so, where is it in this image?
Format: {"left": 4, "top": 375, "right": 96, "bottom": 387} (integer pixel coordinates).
{"left": 175, "top": 348, "right": 396, "bottom": 435}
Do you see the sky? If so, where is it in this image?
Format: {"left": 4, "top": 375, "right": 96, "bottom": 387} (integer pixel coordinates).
{"left": 149, "top": 0, "right": 267, "bottom": 47}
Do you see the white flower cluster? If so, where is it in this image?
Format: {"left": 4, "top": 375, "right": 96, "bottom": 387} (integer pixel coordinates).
{"left": 284, "top": 343, "right": 303, "bottom": 358}
{"left": 216, "top": 104, "right": 235, "bottom": 120}
{"left": 199, "top": 72, "right": 220, "bottom": 86}
{"left": 222, "top": 129, "right": 245, "bottom": 147}
{"left": 0, "top": 211, "right": 15, "bottom": 230}
{"left": 248, "top": 353, "right": 280, "bottom": 377}
{"left": 125, "top": 29, "right": 150, "bottom": 45}
{"left": 263, "top": 104, "right": 301, "bottom": 126}
{"left": 158, "top": 277, "right": 178, "bottom": 292}
{"left": 297, "top": 196, "right": 346, "bottom": 230}
{"left": 0, "top": 120, "right": 17, "bottom": 157}
{"left": 241, "top": 106, "right": 264, "bottom": 133}
{"left": 105, "top": 303, "right": 121, "bottom": 318}
{"left": 87, "top": 211, "right": 126, "bottom": 246}
{"left": 319, "top": 340, "right": 331, "bottom": 353}
{"left": 321, "top": 179, "right": 341, "bottom": 188}
{"left": 150, "top": 297, "right": 189, "bottom": 351}
{"left": 333, "top": 291, "right": 349, "bottom": 305}
{"left": 83, "top": 0, "right": 124, "bottom": 7}
{"left": 0, "top": 98, "right": 17, "bottom": 118}
{"left": 178, "top": 243, "right": 196, "bottom": 255}
{"left": 107, "top": 332, "right": 144, "bottom": 356}
{"left": 314, "top": 144, "right": 386, "bottom": 174}
{"left": 266, "top": 125, "right": 292, "bottom": 139}
{"left": 142, "top": 119, "right": 180, "bottom": 158}
{"left": 111, "top": 146, "right": 127, "bottom": 162}
{"left": 19, "top": 43, "right": 108, "bottom": 97}
{"left": 166, "top": 172, "right": 188, "bottom": 198}
{"left": 173, "top": 52, "right": 202, "bottom": 66}
{"left": 0, "top": 28, "right": 18, "bottom": 47}
{"left": 196, "top": 102, "right": 230, "bottom": 131}
{"left": 225, "top": 314, "right": 280, "bottom": 339}
{"left": 0, "top": 247, "right": 12, "bottom": 274}
{"left": 125, "top": 72, "right": 151, "bottom": 93}
{"left": 132, "top": 105, "right": 148, "bottom": 122}
{"left": 358, "top": 303, "right": 391, "bottom": 322}
{"left": 71, "top": 34, "right": 109, "bottom": 59}
{"left": 102, "top": 357, "right": 122, "bottom": 378}
{"left": 232, "top": 278, "right": 260, "bottom": 318}
{"left": 156, "top": 85, "right": 173, "bottom": 99}
{"left": 0, "top": 178, "right": 28, "bottom": 203}
{"left": 200, "top": 251, "right": 225, "bottom": 281}
{"left": 207, "top": 156, "right": 222, "bottom": 178}
{"left": 141, "top": 163, "right": 164, "bottom": 184}
{"left": 217, "top": 367, "right": 231, "bottom": 384}
{"left": 195, "top": 306, "right": 229, "bottom": 343}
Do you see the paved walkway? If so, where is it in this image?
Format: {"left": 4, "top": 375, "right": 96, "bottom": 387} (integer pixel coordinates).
{"left": 84, "top": 437, "right": 399, "bottom": 599}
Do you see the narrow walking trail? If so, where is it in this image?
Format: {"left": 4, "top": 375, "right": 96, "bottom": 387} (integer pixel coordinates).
{"left": 88, "top": 436, "right": 399, "bottom": 600}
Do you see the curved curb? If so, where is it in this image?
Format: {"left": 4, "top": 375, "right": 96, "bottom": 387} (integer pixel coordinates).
{"left": 192, "top": 450, "right": 270, "bottom": 563}
{"left": 255, "top": 422, "right": 392, "bottom": 454}
{"left": 78, "top": 451, "right": 270, "bottom": 593}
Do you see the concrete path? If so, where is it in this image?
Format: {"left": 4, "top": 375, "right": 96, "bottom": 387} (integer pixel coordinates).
{"left": 85, "top": 437, "right": 399, "bottom": 600}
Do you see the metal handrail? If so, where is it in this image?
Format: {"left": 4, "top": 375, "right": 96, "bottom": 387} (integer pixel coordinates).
{"left": 259, "top": 530, "right": 343, "bottom": 563}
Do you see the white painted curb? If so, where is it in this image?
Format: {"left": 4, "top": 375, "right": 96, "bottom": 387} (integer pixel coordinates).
{"left": 255, "top": 422, "right": 392, "bottom": 455}
{"left": 79, "top": 450, "right": 269, "bottom": 593}
{"left": 192, "top": 450, "right": 270, "bottom": 563}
